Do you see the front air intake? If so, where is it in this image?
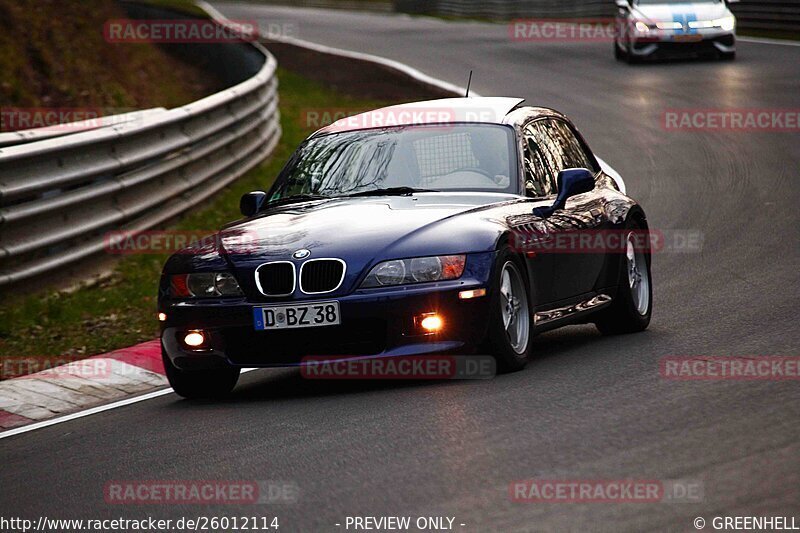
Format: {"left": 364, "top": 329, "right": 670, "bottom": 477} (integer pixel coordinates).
{"left": 299, "top": 259, "right": 346, "bottom": 294}
{"left": 255, "top": 262, "right": 295, "bottom": 296}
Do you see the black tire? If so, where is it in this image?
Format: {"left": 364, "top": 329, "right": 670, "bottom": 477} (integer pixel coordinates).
{"left": 614, "top": 40, "right": 625, "bottom": 61}
{"left": 624, "top": 37, "right": 640, "bottom": 64}
{"left": 485, "top": 249, "right": 532, "bottom": 373}
{"left": 594, "top": 220, "right": 652, "bottom": 335}
{"left": 719, "top": 51, "right": 736, "bottom": 61}
{"left": 162, "top": 349, "right": 240, "bottom": 399}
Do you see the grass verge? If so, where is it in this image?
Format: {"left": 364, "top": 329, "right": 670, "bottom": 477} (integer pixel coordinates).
{"left": 0, "top": 67, "right": 394, "bottom": 362}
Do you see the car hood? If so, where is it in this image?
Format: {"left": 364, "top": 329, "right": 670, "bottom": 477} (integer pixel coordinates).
{"left": 632, "top": 2, "right": 730, "bottom": 23}
{"left": 198, "top": 192, "right": 525, "bottom": 298}
{"left": 224, "top": 193, "right": 517, "bottom": 257}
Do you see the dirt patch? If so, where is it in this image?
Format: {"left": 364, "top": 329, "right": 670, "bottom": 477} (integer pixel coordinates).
{"left": 264, "top": 40, "right": 455, "bottom": 101}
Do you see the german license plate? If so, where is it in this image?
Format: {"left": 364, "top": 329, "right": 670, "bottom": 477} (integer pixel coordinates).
{"left": 253, "top": 301, "right": 341, "bottom": 331}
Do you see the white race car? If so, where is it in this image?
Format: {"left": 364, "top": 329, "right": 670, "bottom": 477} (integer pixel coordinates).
{"left": 614, "top": 0, "right": 737, "bottom": 62}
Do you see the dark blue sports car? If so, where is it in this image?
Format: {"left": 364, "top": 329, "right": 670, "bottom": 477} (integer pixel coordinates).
{"left": 158, "top": 97, "right": 652, "bottom": 398}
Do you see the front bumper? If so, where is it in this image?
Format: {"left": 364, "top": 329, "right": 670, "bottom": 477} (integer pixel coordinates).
{"left": 629, "top": 28, "right": 735, "bottom": 58}
{"left": 160, "top": 253, "right": 496, "bottom": 370}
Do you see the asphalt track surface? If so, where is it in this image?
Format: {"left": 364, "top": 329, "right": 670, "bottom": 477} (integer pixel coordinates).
{"left": 2, "top": 5, "right": 799, "bottom": 531}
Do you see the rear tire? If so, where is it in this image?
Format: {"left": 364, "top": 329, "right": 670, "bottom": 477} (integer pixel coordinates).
{"left": 594, "top": 220, "right": 652, "bottom": 335}
{"left": 162, "top": 349, "right": 240, "bottom": 399}
{"left": 485, "top": 249, "right": 532, "bottom": 373}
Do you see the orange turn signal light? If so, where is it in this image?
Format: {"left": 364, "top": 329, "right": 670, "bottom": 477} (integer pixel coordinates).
{"left": 459, "top": 288, "right": 487, "bottom": 300}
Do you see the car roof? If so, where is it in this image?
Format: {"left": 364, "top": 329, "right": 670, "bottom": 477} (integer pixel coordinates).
{"left": 311, "top": 97, "right": 538, "bottom": 137}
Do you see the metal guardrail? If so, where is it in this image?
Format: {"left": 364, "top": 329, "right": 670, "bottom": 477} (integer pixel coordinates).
{"left": 730, "top": 0, "right": 800, "bottom": 33}
{"left": 0, "top": 109, "right": 167, "bottom": 149}
{"left": 394, "top": 0, "right": 800, "bottom": 33}
{"left": 0, "top": 14, "right": 281, "bottom": 288}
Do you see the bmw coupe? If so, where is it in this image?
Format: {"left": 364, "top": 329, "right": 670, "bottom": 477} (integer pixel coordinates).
{"left": 158, "top": 97, "right": 653, "bottom": 398}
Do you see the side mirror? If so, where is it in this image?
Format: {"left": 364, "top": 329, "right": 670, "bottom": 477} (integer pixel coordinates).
{"left": 532, "top": 168, "right": 595, "bottom": 218}
{"left": 240, "top": 191, "right": 267, "bottom": 217}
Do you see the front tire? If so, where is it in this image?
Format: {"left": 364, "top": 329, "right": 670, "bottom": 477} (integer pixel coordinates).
{"left": 594, "top": 222, "right": 652, "bottom": 335}
{"left": 486, "top": 250, "right": 532, "bottom": 373}
{"left": 624, "top": 37, "right": 641, "bottom": 64}
{"left": 614, "top": 40, "right": 625, "bottom": 61}
{"left": 162, "top": 349, "right": 240, "bottom": 399}
{"left": 626, "top": 49, "right": 641, "bottom": 65}
{"left": 719, "top": 50, "right": 736, "bottom": 61}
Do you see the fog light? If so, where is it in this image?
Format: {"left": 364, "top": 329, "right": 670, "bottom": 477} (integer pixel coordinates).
{"left": 459, "top": 288, "right": 487, "bottom": 300}
{"left": 418, "top": 314, "right": 443, "bottom": 333}
{"left": 183, "top": 330, "right": 206, "bottom": 347}
{"left": 158, "top": 312, "right": 167, "bottom": 322}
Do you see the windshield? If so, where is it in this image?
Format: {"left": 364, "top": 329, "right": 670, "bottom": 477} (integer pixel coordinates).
{"left": 268, "top": 124, "right": 519, "bottom": 201}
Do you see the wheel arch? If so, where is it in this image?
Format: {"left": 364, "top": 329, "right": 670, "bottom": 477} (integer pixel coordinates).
{"left": 493, "top": 228, "right": 543, "bottom": 308}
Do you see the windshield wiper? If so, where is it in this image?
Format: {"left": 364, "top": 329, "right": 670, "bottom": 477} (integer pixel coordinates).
{"left": 264, "top": 194, "right": 330, "bottom": 208}
{"left": 264, "top": 188, "right": 437, "bottom": 207}
{"left": 344, "top": 187, "right": 438, "bottom": 197}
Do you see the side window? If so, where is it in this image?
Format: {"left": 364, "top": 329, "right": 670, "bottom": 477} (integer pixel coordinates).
{"left": 551, "top": 120, "right": 597, "bottom": 172}
{"left": 522, "top": 123, "right": 556, "bottom": 197}
{"left": 529, "top": 120, "right": 566, "bottom": 193}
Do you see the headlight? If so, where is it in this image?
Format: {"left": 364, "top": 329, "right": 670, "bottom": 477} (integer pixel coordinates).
{"left": 634, "top": 21, "right": 651, "bottom": 33}
{"left": 410, "top": 257, "right": 443, "bottom": 282}
{"left": 170, "top": 272, "right": 243, "bottom": 298}
{"left": 361, "top": 255, "right": 466, "bottom": 288}
{"left": 656, "top": 21, "right": 683, "bottom": 30}
{"left": 373, "top": 260, "right": 406, "bottom": 286}
{"left": 689, "top": 16, "right": 735, "bottom": 31}
{"left": 214, "top": 272, "right": 242, "bottom": 295}
{"left": 715, "top": 16, "right": 735, "bottom": 31}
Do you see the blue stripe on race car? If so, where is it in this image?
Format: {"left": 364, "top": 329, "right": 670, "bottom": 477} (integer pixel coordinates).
{"left": 673, "top": 11, "right": 698, "bottom": 34}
